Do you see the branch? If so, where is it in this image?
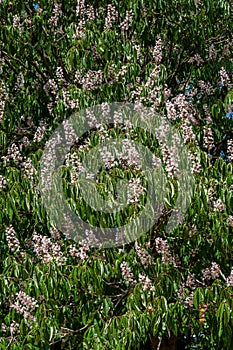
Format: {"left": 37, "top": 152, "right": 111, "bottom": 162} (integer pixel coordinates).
{"left": 30, "top": 61, "right": 47, "bottom": 82}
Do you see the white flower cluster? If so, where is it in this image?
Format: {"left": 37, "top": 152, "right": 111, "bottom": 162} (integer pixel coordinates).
{"left": 219, "top": 67, "right": 231, "bottom": 87}
{"left": 5, "top": 226, "right": 26, "bottom": 258}
{"left": 226, "top": 269, "right": 233, "bottom": 287}
{"left": 155, "top": 237, "right": 175, "bottom": 265}
{"left": 203, "top": 105, "right": 213, "bottom": 124}
{"left": 120, "top": 261, "right": 136, "bottom": 285}
{"left": 126, "top": 178, "right": 145, "bottom": 205}
{"left": 76, "top": 0, "right": 85, "bottom": 17}
{"left": 135, "top": 242, "right": 152, "bottom": 265}
{"left": 62, "top": 90, "right": 79, "bottom": 110}
{"left": 43, "top": 79, "right": 58, "bottom": 96}
{"left": 121, "top": 138, "right": 141, "bottom": 169}
{"left": 10, "top": 291, "right": 38, "bottom": 323}
{"left": 69, "top": 243, "right": 88, "bottom": 261}
{"left": 75, "top": 69, "right": 103, "bottom": 90}
{"left": 30, "top": 232, "right": 66, "bottom": 265}
{"left": 213, "top": 198, "right": 225, "bottom": 212}
{"left": 12, "top": 14, "right": 23, "bottom": 33}
{"left": 166, "top": 94, "right": 190, "bottom": 121}
{"left": 152, "top": 37, "right": 163, "bottom": 64}
{"left": 151, "top": 155, "right": 162, "bottom": 169}
{"left": 86, "top": 5, "right": 95, "bottom": 21}
{"left": 203, "top": 126, "right": 214, "bottom": 151}
{"left": 0, "top": 82, "right": 8, "bottom": 122}
{"left": 0, "top": 174, "right": 8, "bottom": 189}
{"left": 160, "top": 143, "right": 179, "bottom": 178}
{"left": 227, "top": 215, "right": 233, "bottom": 227}
{"left": 185, "top": 273, "right": 196, "bottom": 289}
{"left": 1, "top": 320, "right": 20, "bottom": 337}
{"left": 15, "top": 72, "right": 24, "bottom": 92}
{"left": 188, "top": 151, "right": 201, "bottom": 174}
{"left": 2, "top": 143, "right": 23, "bottom": 164}
{"left": 21, "top": 158, "right": 37, "bottom": 181}
{"left": 198, "top": 80, "right": 213, "bottom": 95}
{"left": 33, "top": 122, "right": 47, "bottom": 143}
{"left": 56, "top": 66, "right": 65, "bottom": 81}
{"left": 84, "top": 229, "right": 101, "bottom": 247}
{"left": 65, "top": 150, "right": 95, "bottom": 184}
{"left": 100, "top": 146, "right": 118, "bottom": 169}
{"left": 98, "top": 138, "right": 142, "bottom": 171}
{"left": 227, "top": 139, "right": 233, "bottom": 162}
{"left": 203, "top": 262, "right": 221, "bottom": 280}
{"left": 72, "top": 20, "right": 86, "bottom": 38}
{"left": 119, "top": 9, "right": 133, "bottom": 31}
{"left": 208, "top": 187, "right": 215, "bottom": 205}
{"left": 180, "top": 118, "right": 196, "bottom": 144}
{"left": 48, "top": 3, "right": 62, "bottom": 27}
{"left": 105, "top": 4, "right": 117, "bottom": 30}
{"left": 138, "top": 273, "right": 155, "bottom": 292}
{"left": 189, "top": 53, "right": 203, "bottom": 66}
{"left": 208, "top": 44, "right": 217, "bottom": 60}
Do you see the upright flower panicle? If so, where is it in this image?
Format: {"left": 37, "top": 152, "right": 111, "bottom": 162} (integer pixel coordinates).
{"left": 10, "top": 291, "right": 38, "bottom": 323}
{"left": 5, "top": 226, "right": 26, "bottom": 258}
{"left": 120, "top": 261, "right": 136, "bottom": 285}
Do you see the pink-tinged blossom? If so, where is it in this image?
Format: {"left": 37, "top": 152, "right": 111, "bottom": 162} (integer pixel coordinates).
{"left": 213, "top": 198, "right": 225, "bottom": 212}
{"left": 203, "top": 262, "right": 222, "bottom": 280}
{"left": 105, "top": 4, "right": 117, "bottom": 30}
{"left": 126, "top": 178, "right": 145, "bottom": 205}
{"left": 120, "top": 261, "right": 136, "bottom": 285}
{"left": 0, "top": 175, "right": 8, "bottom": 189}
{"left": 0, "top": 82, "right": 8, "bottom": 123}
{"left": 219, "top": 67, "right": 231, "bottom": 87}
{"left": 188, "top": 151, "right": 201, "bottom": 174}
{"left": 227, "top": 140, "right": 233, "bottom": 162}
{"left": 198, "top": 80, "right": 214, "bottom": 95}
{"left": 208, "top": 44, "right": 217, "bottom": 60}
{"left": 33, "top": 121, "right": 47, "bottom": 143}
{"left": 227, "top": 215, "right": 233, "bottom": 227}
{"left": 152, "top": 37, "right": 163, "bottom": 64}
{"left": 138, "top": 273, "right": 155, "bottom": 292}
{"left": 135, "top": 242, "right": 152, "bottom": 265}
{"left": 76, "top": 0, "right": 85, "bottom": 17}
{"left": 2, "top": 143, "right": 23, "bottom": 164}
{"left": 86, "top": 5, "right": 95, "bottom": 21}
{"left": 155, "top": 237, "right": 176, "bottom": 265}
{"left": 10, "top": 291, "right": 38, "bottom": 323}
{"left": 72, "top": 20, "right": 86, "bottom": 38}
{"left": 5, "top": 226, "right": 26, "bottom": 258}
{"left": 226, "top": 269, "right": 233, "bottom": 287}
{"left": 21, "top": 158, "right": 37, "bottom": 181}
{"left": 69, "top": 243, "right": 88, "bottom": 261}
{"left": 119, "top": 10, "right": 133, "bottom": 31}
{"left": 203, "top": 126, "right": 214, "bottom": 151}
{"left": 80, "top": 70, "right": 103, "bottom": 90}
{"left": 48, "top": 3, "right": 62, "bottom": 27}
{"left": 30, "top": 232, "right": 67, "bottom": 265}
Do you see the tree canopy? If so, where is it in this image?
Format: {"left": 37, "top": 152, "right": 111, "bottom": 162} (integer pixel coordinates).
{"left": 0, "top": 0, "right": 232, "bottom": 349}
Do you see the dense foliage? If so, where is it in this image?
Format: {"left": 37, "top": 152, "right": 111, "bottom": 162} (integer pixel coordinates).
{"left": 0, "top": 0, "right": 232, "bottom": 349}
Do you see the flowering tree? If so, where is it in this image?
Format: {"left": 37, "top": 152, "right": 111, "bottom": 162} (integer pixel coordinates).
{"left": 0, "top": 0, "right": 233, "bottom": 349}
